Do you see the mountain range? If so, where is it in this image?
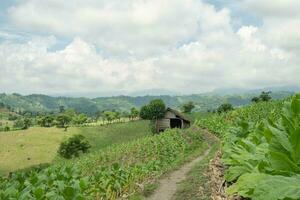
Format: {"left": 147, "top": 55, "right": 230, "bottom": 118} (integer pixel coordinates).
{"left": 0, "top": 89, "right": 296, "bottom": 116}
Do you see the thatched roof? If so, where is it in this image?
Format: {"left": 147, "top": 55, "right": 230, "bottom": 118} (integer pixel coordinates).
{"left": 166, "top": 107, "right": 191, "bottom": 122}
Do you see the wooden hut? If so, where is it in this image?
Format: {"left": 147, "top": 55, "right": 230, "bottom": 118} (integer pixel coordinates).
{"left": 156, "top": 107, "right": 191, "bottom": 132}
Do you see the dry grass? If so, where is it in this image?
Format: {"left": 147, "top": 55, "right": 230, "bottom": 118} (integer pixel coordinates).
{"left": 0, "top": 120, "right": 151, "bottom": 176}
{"left": 0, "top": 127, "right": 80, "bottom": 175}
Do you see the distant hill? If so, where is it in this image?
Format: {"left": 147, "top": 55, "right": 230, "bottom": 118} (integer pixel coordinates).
{"left": 0, "top": 91, "right": 295, "bottom": 116}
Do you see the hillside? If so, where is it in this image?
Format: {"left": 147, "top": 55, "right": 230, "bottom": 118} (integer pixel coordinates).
{"left": 195, "top": 94, "right": 300, "bottom": 200}
{"left": 0, "top": 91, "right": 294, "bottom": 115}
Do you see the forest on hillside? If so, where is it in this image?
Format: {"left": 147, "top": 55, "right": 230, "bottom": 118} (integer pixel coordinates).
{"left": 0, "top": 91, "right": 293, "bottom": 116}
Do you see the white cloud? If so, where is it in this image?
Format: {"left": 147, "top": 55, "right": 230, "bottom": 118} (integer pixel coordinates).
{"left": 240, "top": 0, "right": 300, "bottom": 17}
{"left": 8, "top": 0, "right": 221, "bottom": 58}
{"left": 0, "top": 0, "right": 300, "bottom": 95}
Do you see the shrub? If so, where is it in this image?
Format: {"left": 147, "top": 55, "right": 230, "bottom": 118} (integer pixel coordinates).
{"left": 181, "top": 101, "right": 195, "bottom": 113}
{"left": 217, "top": 103, "right": 233, "bottom": 113}
{"left": 13, "top": 118, "right": 31, "bottom": 129}
{"left": 4, "top": 126, "right": 10, "bottom": 131}
{"left": 58, "top": 135, "right": 91, "bottom": 159}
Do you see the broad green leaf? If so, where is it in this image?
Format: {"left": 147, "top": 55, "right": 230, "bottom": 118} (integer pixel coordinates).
{"left": 291, "top": 97, "right": 300, "bottom": 115}
{"left": 269, "top": 151, "right": 300, "bottom": 174}
{"left": 253, "top": 175, "right": 300, "bottom": 200}
{"left": 268, "top": 125, "right": 292, "bottom": 153}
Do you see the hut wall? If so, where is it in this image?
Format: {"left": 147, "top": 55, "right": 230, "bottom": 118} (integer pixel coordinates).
{"left": 156, "top": 118, "right": 170, "bottom": 131}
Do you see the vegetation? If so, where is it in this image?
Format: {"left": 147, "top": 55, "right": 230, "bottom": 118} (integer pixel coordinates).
{"left": 251, "top": 91, "right": 272, "bottom": 103}
{"left": 181, "top": 101, "right": 195, "bottom": 113}
{"left": 174, "top": 141, "right": 219, "bottom": 200}
{"left": 0, "top": 126, "right": 206, "bottom": 199}
{"left": 140, "top": 99, "right": 166, "bottom": 120}
{"left": 0, "top": 121, "right": 150, "bottom": 175}
{"left": 217, "top": 103, "right": 233, "bottom": 113}
{"left": 196, "top": 93, "right": 300, "bottom": 200}
{"left": 0, "top": 90, "right": 298, "bottom": 200}
{"left": 58, "top": 135, "right": 91, "bottom": 159}
{"left": 0, "top": 91, "right": 293, "bottom": 116}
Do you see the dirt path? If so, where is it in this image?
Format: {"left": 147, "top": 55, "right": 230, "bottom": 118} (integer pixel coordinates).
{"left": 148, "top": 148, "right": 211, "bottom": 200}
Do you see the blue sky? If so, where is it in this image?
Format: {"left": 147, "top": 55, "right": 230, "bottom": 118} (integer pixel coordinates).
{"left": 0, "top": 0, "right": 299, "bottom": 96}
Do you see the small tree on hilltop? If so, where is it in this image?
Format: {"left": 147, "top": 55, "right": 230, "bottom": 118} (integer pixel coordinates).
{"left": 251, "top": 97, "right": 260, "bottom": 103}
{"left": 217, "top": 103, "right": 233, "bottom": 114}
{"left": 259, "top": 91, "right": 272, "bottom": 102}
{"left": 251, "top": 91, "right": 272, "bottom": 103}
{"left": 181, "top": 101, "right": 195, "bottom": 113}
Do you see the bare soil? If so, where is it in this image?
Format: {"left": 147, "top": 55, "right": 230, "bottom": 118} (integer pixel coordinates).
{"left": 147, "top": 148, "right": 211, "bottom": 200}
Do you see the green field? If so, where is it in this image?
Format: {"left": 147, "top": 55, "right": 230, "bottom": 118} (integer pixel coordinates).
{"left": 0, "top": 120, "right": 151, "bottom": 175}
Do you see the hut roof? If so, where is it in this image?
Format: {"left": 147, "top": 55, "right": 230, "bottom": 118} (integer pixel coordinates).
{"left": 166, "top": 107, "right": 191, "bottom": 122}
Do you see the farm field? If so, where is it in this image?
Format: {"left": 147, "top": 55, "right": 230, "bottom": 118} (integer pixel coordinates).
{"left": 0, "top": 120, "right": 151, "bottom": 175}
{"left": 0, "top": 125, "right": 211, "bottom": 199}
{"left": 195, "top": 94, "right": 300, "bottom": 200}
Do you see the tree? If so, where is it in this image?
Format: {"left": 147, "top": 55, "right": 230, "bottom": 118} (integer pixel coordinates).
{"left": 115, "top": 111, "right": 121, "bottom": 122}
{"left": 56, "top": 114, "right": 72, "bottom": 131}
{"left": 64, "top": 108, "right": 76, "bottom": 118}
{"left": 103, "top": 111, "right": 116, "bottom": 124}
{"left": 23, "top": 118, "right": 31, "bottom": 129}
{"left": 73, "top": 113, "right": 88, "bottom": 125}
{"left": 181, "top": 101, "right": 195, "bottom": 113}
{"left": 59, "top": 105, "right": 65, "bottom": 113}
{"left": 259, "top": 91, "right": 272, "bottom": 102}
{"left": 217, "top": 103, "right": 233, "bottom": 113}
{"left": 251, "top": 91, "right": 272, "bottom": 103}
{"left": 95, "top": 110, "right": 104, "bottom": 120}
{"left": 251, "top": 97, "right": 260, "bottom": 103}
{"left": 140, "top": 99, "right": 166, "bottom": 120}
{"left": 129, "top": 107, "right": 139, "bottom": 120}
{"left": 14, "top": 119, "right": 24, "bottom": 129}
{"left": 0, "top": 102, "right": 5, "bottom": 108}
{"left": 14, "top": 118, "right": 31, "bottom": 129}
{"left": 37, "top": 115, "right": 54, "bottom": 127}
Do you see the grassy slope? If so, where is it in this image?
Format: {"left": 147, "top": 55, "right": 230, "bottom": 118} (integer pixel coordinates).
{"left": 0, "top": 120, "right": 151, "bottom": 176}
{"left": 0, "top": 127, "right": 80, "bottom": 175}
{"left": 77, "top": 120, "right": 152, "bottom": 152}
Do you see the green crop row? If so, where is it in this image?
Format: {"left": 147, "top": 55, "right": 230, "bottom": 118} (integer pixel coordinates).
{"left": 197, "top": 94, "right": 300, "bottom": 200}
{"left": 0, "top": 127, "right": 205, "bottom": 199}
{"left": 224, "top": 94, "right": 300, "bottom": 200}
{"left": 195, "top": 100, "right": 283, "bottom": 136}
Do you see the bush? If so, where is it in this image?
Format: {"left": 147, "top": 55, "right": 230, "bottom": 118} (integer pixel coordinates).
{"left": 217, "top": 103, "right": 233, "bottom": 113}
{"left": 4, "top": 126, "right": 10, "bottom": 131}
{"left": 58, "top": 135, "right": 91, "bottom": 159}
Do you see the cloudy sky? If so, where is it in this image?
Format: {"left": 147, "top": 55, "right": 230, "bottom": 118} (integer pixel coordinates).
{"left": 0, "top": 0, "right": 299, "bottom": 96}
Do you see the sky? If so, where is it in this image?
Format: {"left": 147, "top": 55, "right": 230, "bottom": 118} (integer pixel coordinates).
{"left": 0, "top": 0, "right": 299, "bottom": 96}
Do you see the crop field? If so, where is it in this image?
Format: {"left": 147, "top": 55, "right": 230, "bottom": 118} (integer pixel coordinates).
{"left": 0, "top": 120, "right": 151, "bottom": 175}
{"left": 1, "top": 94, "right": 298, "bottom": 200}
{"left": 0, "top": 125, "right": 209, "bottom": 199}
{"left": 195, "top": 94, "right": 300, "bottom": 200}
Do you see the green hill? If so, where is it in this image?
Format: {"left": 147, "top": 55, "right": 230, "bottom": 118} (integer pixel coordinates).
{"left": 0, "top": 91, "right": 294, "bottom": 116}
